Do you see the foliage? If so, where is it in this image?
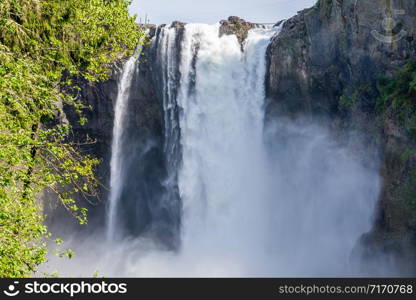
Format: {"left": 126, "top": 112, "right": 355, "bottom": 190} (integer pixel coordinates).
{"left": 377, "top": 61, "right": 416, "bottom": 221}
{"left": 339, "top": 95, "right": 358, "bottom": 107}
{"left": 338, "top": 84, "right": 374, "bottom": 110}
{"left": 0, "top": 0, "right": 143, "bottom": 277}
{"left": 377, "top": 61, "right": 416, "bottom": 141}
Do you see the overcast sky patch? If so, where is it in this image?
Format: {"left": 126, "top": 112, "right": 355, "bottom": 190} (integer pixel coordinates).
{"left": 129, "top": 0, "right": 317, "bottom": 25}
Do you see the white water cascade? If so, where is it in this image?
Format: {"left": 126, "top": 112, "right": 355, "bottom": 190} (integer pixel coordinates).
{"left": 51, "top": 23, "right": 382, "bottom": 277}
{"left": 107, "top": 56, "right": 138, "bottom": 241}
{"left": 131, "top": 23, "right": 379, "bottom": 276}
{"left": 176, "top": 24, "right": 278, "bottom": 275}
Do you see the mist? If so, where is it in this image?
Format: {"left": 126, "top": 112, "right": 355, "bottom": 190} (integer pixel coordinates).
{"left": 42, "top": 115, "right": 387, "bottom": 277}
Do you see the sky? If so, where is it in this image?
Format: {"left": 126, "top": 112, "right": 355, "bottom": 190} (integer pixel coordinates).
{"left": 129, "top": 0, "right": 317, "bottom": 25}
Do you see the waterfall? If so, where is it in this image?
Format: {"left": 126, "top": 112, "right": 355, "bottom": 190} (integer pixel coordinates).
{"left": 176, "top": 24, "right": 278, "bottom": 273}
{"left": 107, "top": 55, "right": 138, "bottom": 241}
{"left": 137, "top": 23, "right": 379, "bottom": 276}
{"left": 53, "top": 23, "right": 381, "bottom": 277}
{"left": 158, "top": 26, "right": 182, "bottom": 242}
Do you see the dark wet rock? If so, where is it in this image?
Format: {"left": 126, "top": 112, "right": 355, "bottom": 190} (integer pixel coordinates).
{"left": 219, "top": 16, "right": 257, "bottom": 45}
{"left": 171, "top": 21, "right": 186, "bottom": 29}
{"left": 274, "top": 19, "right": 286, "bottom": 28}
{"left": 63, "top": 27, "right": 182, "bottom": 247}
{"left": 142, "top": 24, "right": 157, "bottom": 37}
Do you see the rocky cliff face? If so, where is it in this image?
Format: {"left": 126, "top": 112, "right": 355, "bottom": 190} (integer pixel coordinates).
{"left": 63, "top": 28, "right": 180, "bottom": 246}
{"left": 219, "top": 16, "right": 257, "bottom": 44}
{"left": 267, "top": 0, "right": 415, "bottom": 117}
{"left": 266, "top": 0, "right": 416, "bottom": 275}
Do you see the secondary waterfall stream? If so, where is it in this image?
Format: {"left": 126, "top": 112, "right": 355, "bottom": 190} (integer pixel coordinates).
{"left": 51, "top": 23, "right": 381, "bottom": 277}
{"left": 107, "top": 55, "right": 138, "bottom": 241}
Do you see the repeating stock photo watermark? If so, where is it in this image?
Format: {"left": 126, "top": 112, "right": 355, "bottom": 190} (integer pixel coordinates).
{"left": 371, "top": 0, "right": 407, "bottom": 43}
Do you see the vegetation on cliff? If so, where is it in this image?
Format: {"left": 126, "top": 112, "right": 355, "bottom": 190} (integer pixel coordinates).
{"left": 377, "top": 61, "right": 416, "bottom": 226}
{"left": 0, "top": 0, "right": 143, "bottom": 277}
{"left": 378, "top": 61, "right": 416, "bottom": 141}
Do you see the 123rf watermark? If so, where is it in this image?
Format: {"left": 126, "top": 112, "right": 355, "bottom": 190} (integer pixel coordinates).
{"left": 3, "top": 281, "right": 127, "bottom": 297}
{"left": 371, "top": 0, "right": 407, "bottom": 43}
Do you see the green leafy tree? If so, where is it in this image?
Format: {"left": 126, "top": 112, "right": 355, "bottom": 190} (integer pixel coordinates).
{"left": 0, "top": 0, "right": 144, "bottom": 277}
